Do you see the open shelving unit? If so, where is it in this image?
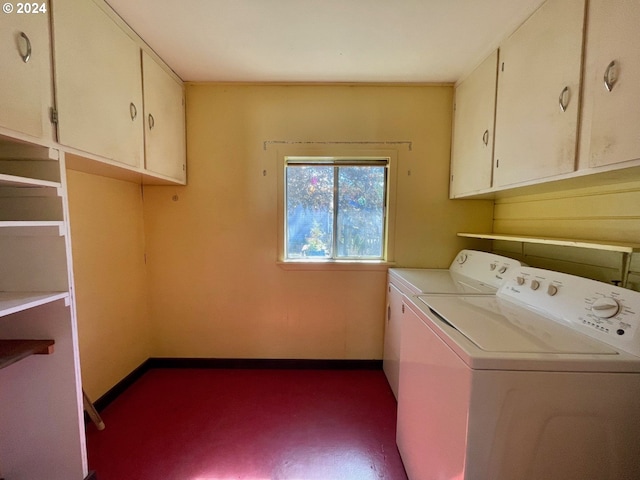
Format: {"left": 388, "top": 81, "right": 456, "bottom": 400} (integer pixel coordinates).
{"left": 458, "top": 232, "right": 640, "bottom": 287}
{"left": 0, "top": 138, "right": 87, "bottom": 479}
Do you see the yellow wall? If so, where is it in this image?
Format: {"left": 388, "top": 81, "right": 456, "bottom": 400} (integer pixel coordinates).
{"left": 141, "top": 84, "right": 493, "bottom": 359}
{"left": 64, "top": 83, "right": 640, "bottom": 394}
{"left": 66, "top": 170, "right": 151, "bottom": 399}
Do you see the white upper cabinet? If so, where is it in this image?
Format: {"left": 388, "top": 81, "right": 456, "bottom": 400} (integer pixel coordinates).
{"left": 142, "top": 52, "right": 187, "bottom": 183}
{"left": 493, "top": 0, "right": 585, "bottom": 187}
{"left": 450, "top": 50, "right": 498, "bottom": 198}
{"left": 51, "top": 0, "right": 144, "bottom": 168}
{"left": 0, "top": 1, "right": 53, "bottom": 140}
{"left": 583, "top": 0, "right": 640, "bottom": 168}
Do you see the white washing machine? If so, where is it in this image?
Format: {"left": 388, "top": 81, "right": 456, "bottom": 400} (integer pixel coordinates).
{"left": 397, "top": 266, "right": 640, "bottom": 480}
{"left": 384, "top": 250, "right": 524, "bottom": 398}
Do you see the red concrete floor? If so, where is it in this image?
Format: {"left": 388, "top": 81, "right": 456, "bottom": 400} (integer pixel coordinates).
{"left": 85, "top": 368, "right": 408, "bottom": 480}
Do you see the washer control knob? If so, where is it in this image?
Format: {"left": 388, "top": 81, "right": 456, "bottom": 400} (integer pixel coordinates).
{"left": 530, "top": 280, "right": 540, "bottom": 290}
{"left": 498, "top": 266, "right": 508, "bottom": 274}
{"left": 490, "top": 264, "right": 497, "bottom": 271}
{"left": 516, "top": 276, "right": 525, "bottom": 286}
{"left": 457, "top": 253, "right": 468, "bottom": 264}
{"left": 547, "top": 284, "right": 558, "bottom": 296}
{"left": 591, "top": 297, "right": 621, "bottom": 319}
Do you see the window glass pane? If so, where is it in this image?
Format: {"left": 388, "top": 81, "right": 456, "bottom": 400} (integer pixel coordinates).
{"left": 286, "top": 166, "right": 334, "bottom": 259}
{"left": 337, "top": 166, "right": 385, "bottom": 258}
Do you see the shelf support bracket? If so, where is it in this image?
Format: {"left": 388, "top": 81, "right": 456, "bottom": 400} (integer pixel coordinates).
{"left": 621, "top": 252, "right": 632, "bottom": 289}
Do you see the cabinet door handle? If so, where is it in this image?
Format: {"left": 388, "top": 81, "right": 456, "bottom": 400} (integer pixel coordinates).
{"left": 482, "top": 129, "right": 489, "bottom": 146}
{"left": 129, "top": 102, "right": 137, "bottom": 121}
{"left": 604, "top": 60, "right": 617, "bottom": 92}
{"left": 558, "top": 86, "right": 570, "bottom": 112}
{"left": 148, "top": 113, "right": 155, "bottom": 130}
{"left": 19, "top": 32, "right": 31, "bottom": 63}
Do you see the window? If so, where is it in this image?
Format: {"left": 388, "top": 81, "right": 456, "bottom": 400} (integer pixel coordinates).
{"left": 284, "top": 156, "right": 389, "bottom": 261}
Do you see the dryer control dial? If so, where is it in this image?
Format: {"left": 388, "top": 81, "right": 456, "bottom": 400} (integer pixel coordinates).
{"left": 591, "top": 297, "right": 621, "bottom": 319}
{"left": 457, "top": 253, "right": 468, "bottom": 264}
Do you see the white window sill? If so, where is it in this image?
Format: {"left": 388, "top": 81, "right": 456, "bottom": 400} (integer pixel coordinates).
{"left": 277, "top": 260, "right": 395, "bottom": 271}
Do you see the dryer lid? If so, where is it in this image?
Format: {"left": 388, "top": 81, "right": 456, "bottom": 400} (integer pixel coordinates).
{"left": 419, "top": 295, "right": 617, "bottom": 355}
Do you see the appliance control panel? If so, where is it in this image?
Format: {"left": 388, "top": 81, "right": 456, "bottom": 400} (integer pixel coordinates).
{"left": 449, "top": 250, "right": 524, "bottom": 288}
{"left": 499, "top": 267, "right": 640, "bottom": 357}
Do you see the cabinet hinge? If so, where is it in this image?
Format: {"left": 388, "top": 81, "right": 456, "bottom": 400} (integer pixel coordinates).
{"left": 496, "top": 158, "right": 500, "bottom": 168}
{"left": 50, "top": 107, "right": 58, "bottom": 124}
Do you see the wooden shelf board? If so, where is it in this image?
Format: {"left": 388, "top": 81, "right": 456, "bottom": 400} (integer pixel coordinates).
{"left": 458, "top": 233, "right": 640, "bottom": 254}
{"left": 0, "top": 339, "right": 55, "bottom": 370}
{"left": 0, "top": 291, "right": 69, "bottom": 318}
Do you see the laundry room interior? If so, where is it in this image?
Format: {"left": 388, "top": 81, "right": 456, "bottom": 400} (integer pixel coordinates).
{"left": 1, "top": 0, "right": 639, "bottom": 479}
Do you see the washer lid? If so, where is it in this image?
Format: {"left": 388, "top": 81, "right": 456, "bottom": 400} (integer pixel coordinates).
{"left": 419, "top": 295, "right": 617, "bottom": 355}
{"left": 389, "top": 269, "right": 496, "bottom": 295}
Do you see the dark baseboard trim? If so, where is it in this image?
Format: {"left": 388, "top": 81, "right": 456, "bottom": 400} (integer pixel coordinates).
{"left": 147, "top": 357, "right": 383, "bottom": 370}
{"left": 92, "top": 358, "right": 152, "bottom": 412}
{"left": 90, "top": 357, "right": 382, "bottom": 413}
{"left": 84, "top": 471, "right": 97, "bottom": 480}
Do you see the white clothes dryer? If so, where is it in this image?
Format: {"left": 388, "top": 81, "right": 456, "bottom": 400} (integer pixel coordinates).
{"left": 397, "top": 266, "right": 640, "bottom": 480}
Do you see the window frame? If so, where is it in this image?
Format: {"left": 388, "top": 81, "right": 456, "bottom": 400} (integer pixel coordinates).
{"left": 277, "top": 149, "right": 398, "bottom": 268}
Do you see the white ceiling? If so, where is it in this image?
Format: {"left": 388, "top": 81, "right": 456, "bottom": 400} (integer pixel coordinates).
{"left": 105, "top": 0, "right": 545, "bottom": 84}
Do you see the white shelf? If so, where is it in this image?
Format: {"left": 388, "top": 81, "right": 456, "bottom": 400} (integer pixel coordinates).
{"left": 0, "top": 173, "right": 61, "bottom": 190}
{"left": 459, "top": 232, "right": 639, "bottom": 287}
{"left": 458, "top": 233, "right": 640, "bottom": 254}
{"left": 0, "top": 291, "right": 69, "bottom": 318}
{"left": 0, "top": 221, "right": 66, "bottom": 236}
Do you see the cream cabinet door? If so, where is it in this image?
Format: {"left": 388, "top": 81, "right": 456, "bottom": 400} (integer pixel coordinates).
{"left": 142, "top": 51, "right": 186, "bottom": 182}
{"left": 51, "top": 0, "right": 143, "bottom": 167}
{"left": 0, "top": 2, "right": 53, "bottom": 140}
{"left": 493, "top": 0, "right": 585, "bottom": 187}
{"left": 450, "top": 50, "right": 498, "bottom": 198}
{"left": 585, "top": 1, "right": 640, "bottom": 168}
